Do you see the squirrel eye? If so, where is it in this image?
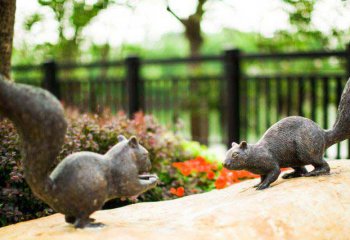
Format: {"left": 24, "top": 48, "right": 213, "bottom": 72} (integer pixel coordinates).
{"left": 231, "top": 152, "right": 238, "bottom": 158}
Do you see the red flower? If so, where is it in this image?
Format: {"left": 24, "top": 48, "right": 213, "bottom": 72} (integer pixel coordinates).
{"left": 170, "top": 187, "right": 177, "bottom": 195}
{"left": 215, "top": 178, "right": 226, "bottom": 189}
{"left": 170, "top": 187, "right": 185, "bottom": 197}
{"left": 176, "top": 187, "right": 185, "bottom": 197}
{"left": 207, "top": 171, "right": 215, "bottom": 180}
{"left": 172, "top": 156, "right": 217, "bottom": 176}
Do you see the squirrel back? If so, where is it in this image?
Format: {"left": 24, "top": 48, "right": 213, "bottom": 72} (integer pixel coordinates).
{"left": 0, "top": 74, "right": 67, "bottom": 202}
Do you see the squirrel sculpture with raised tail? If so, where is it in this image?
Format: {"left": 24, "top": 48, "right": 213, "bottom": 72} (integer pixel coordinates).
{"left": 0, "top": 74, "right": 158, "bottom": 228}
{"left": 224, "top": 77, "right": 350, "bottom": 190}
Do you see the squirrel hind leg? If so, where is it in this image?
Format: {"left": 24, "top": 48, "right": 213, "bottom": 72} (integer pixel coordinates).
{"left": 282, "top": 167, "right": 308, "bottom": 179}
{"left": 304, "top": 160, "right": 330, "bottom": 177}
{"left": 73, "top": 217, "right": 105, "bottom": 229}
{"left": 65, "top": 215, "right": 96, "bottom": 225}
{"left": 65, "top": 215, "right": 76, "bottom": 224}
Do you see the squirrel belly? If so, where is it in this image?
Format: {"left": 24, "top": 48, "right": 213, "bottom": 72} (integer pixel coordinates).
{"left": 224, "top": 77, "right": 350, "bottom": 190}
{"left": 48, "top": 152, "right": 109, "bottom": 216}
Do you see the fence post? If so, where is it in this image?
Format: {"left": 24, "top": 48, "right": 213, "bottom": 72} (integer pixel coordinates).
{"left": 126, "top": 56, "right": 143, "bottom": 118}
{"left": 43, "top": 60, "right": 60, "bottom": 99}
{"left": 224, "top": 49, "right": 241, "bottom": 148}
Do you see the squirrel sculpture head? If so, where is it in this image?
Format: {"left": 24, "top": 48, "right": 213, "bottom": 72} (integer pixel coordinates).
{"left": 117, "top": 135, "right": 152, "bottom": 174}
{"left": 223, "top": 141, "right": 250, "bottom": 170}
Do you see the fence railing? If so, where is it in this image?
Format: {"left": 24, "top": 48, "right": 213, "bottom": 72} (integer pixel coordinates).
{"left": 12, "top": 43, "right": 350, "bottom": 159}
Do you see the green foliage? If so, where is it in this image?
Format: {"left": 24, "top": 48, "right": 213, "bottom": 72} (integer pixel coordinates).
{"left": 25, "top": 0, "right": 112, "bottom": 61}
{"left": 23, "top": 13, "right": 43, "bottom": 31}
{"left": 256, "top": 0, "right": 343, "bottom": 52}
{"left": 0, "top": 110, "right": 195, "bottom": 227}
{"left": 283, "top": 0, "right": 315, "bottom": 28}
{"left": 14, "top": 0, "right": 350, "bottom": 65}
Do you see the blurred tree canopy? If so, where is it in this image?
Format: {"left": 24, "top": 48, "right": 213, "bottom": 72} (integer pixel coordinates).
{"left": 24, "top": 0, "right": 112, "bottom": 61}
{"left": 12, "top": 0, "right": 350, "bottom": 65}
{"left": 257, "top": 0, "right": 348, "bottom": 51}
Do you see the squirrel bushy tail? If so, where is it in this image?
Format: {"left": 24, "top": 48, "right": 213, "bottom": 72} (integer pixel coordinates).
{"left": 0, "top": 74, "right": 67, "bottom": 201}
{"left": 325, "top": 77, "right": 350, "bottom": 148}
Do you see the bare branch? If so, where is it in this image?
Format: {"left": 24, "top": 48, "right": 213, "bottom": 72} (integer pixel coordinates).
{"left": 166, "top": 4, "right": 185, "bottom": 25}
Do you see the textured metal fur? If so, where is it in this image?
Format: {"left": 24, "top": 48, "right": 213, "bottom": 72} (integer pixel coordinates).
{"left": 224, "top": 78, "right": 350, "bottom": 190}
{"left": 0, "top": 75, "right": 158, "bottom": 228}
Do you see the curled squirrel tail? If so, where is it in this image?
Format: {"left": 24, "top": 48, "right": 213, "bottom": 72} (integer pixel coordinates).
{"left": 325, "top": 77, "right": 350, "bottom": 148}
{"left": 0, "top": 74, "right": 67, "bottom": 201}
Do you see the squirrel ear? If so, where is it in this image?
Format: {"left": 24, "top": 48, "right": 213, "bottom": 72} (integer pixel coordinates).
{"left": 128, "top": 136, "right": 138, "bottom": 148}
{"left": 231, "top": 142, "right": 238, "bottom": 147}
{"left": 239, "top": 141, "right": 247, "bottom": 149}
{"left": 118, "top": 135, "right": 127, "bottom": 142}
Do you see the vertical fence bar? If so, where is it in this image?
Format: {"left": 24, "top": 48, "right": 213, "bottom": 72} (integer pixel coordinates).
{"left": 287, "top": 76, "right": 292, "bottom": 116}
{"left": 298, "top": 77, "right": 304, "bottom": 116}
{"left": 346, "top": 42, "right": 350, "bottom": 79}
{"left": 323, "top": 77, "right": 329, "bottom": 157}
{"left": 255, "top": 78, "right": 260, "bottom": 136}
{"left": 322, "top": 77, "right": 329, "bottom": 129}
{"left": 224, "top": 49, "right": 241, "bottom": 147}
{"left": 265, "top": 77, "right": 271, "bottom": 129}
{"left": 126, "top": 56, "right": 143, "bottom": 118}
{"left": 336, "top": 76, "right": 342, "bottom": 159}
{"left": 276, "top": 77, "right": 282, "bottom": 118}
{"left": 310, "top": 76, "right": 316, "bottom": 121}
{"left": 43, "top": 60, "right": 60, "bottom": 100}
{"left": 241, "top": 76, "right": 248, "bottom": 141}
{"left": 346, "top": 43, "right": 350, "bottom": 159}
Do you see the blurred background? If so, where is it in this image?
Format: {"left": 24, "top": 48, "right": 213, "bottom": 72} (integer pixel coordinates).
{"left": 11, "top": 0, "right": 350, "bottom": 157}
{"left": 3, "top": 0, "right": 350, "bottom": 226}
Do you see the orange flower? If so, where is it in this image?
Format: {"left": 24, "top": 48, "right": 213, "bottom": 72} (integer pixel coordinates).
{"left": 170, "top": 187, "right": 185, "bottom": 197}
{"left": 176, "top": 187, "right": 185, "bottom": 197}
{"left": 172, "top": 156, "right": 217, "bottom": 176}
{"left": 215, "top": 178, "right": 226, "bottom": 189}
{"left": 170, "top": 187, "right": 177, "bottom": 195}
{"left": 173, "top": 156, "right": 261, "bottom": 191}
{"left": 182, "top": 167, "right": 192, "bottom": 176}
{"left": 207, "top": 171, "right": 215, "bottom": 180}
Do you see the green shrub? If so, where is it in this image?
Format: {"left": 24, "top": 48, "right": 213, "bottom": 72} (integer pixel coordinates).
{"left": 0, "top": 110, "right": 194, "bottom": 226}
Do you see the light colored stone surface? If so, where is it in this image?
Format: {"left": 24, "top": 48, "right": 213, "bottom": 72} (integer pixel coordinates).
{"left": 1, "top": 160, "right": 350, "bottom": 240}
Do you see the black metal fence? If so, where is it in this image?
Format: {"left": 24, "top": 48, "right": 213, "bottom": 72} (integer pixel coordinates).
{"left": 12, "top": 43, "right": 350, "bottom": 158}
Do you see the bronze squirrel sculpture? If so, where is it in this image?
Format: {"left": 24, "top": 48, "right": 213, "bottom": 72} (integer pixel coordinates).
{"left": 224, "top": 77, "right": 350, "bottom": 190}
{"left": 0, "top": 74, "right": 158, "bottom": 228}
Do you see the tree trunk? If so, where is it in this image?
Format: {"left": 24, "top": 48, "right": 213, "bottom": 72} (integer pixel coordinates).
{"left": 167, "top": 0, "right": 209, "bottom": 145}
{"left": 188, "top": 41, "right": 209, "bottom": 145}
{"left": 185, "top": 17, "right": 209, "bottom": 145}
{"left": 0, "top": 0, "right": 16, "bottom": 79}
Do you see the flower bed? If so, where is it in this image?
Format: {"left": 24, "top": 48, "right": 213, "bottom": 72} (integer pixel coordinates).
{"left": 0, "top": 110, "right": 192, "bottom": 226}
{"left": 169, "top": 156, "right": 260, "bottom": 197}
{"left": 0, "top": 109, "right": 274, "bottom": 226}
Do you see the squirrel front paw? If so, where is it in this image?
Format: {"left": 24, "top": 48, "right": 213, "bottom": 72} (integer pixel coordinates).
{"left": 148, "top": 175, "right": 159, "bottom": 187}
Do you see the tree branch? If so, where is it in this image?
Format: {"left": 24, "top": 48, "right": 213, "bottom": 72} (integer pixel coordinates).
{"left": 195, "top": 0, "right": 207, "bottom": 19}
{"left": 166, "top": 4, "right": 185, "bottom": 25}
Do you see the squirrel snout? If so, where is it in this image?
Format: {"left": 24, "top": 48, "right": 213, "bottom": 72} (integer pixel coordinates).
{"left": 223, "top": 161, "right": 230, "bottom": 168}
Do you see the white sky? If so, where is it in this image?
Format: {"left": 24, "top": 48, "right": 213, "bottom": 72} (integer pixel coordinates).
{"left": 14, "top": 0, "right": 350, "bottom": 48}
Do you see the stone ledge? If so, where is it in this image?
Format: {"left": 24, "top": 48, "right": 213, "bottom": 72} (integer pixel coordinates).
{"left": 1, "top": 160, "right": 350, "bottom": 240}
